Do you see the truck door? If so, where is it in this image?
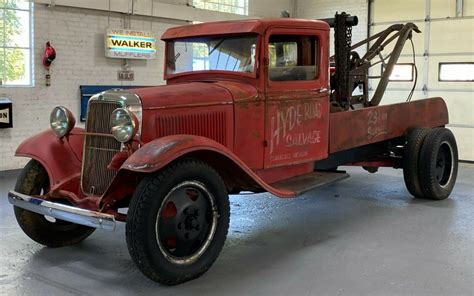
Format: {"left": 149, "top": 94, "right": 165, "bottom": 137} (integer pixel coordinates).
{"left": 264, "top": 28, "right": 330, "bottom": 168}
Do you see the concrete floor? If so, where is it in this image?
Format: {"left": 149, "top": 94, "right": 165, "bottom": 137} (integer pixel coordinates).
{"left": 0, "top": 164, "right": 473, "bottom": 296}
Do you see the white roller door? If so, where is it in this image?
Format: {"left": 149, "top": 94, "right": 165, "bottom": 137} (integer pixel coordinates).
{"left": 369, "top": 0, "right": 474, "bottom": 161}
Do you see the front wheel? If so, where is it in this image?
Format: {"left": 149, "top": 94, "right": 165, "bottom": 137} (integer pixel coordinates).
{"left": 14, "top": 160, "right": 95, "bottom": 247}
{"left": 126, "top": 159, "right": 230, "bottom": 285}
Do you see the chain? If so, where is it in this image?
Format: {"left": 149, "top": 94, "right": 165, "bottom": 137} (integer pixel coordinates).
{"left": 347, "top": 25, "right": 352, "bottom": 49}
{"left": 334, "top": 12, "right": 352, "bottom": 109}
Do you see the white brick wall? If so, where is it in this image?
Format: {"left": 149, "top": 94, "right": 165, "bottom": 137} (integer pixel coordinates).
{"left": 249, "top": 0, "right": 295, "bottom": 18}
{"left": 0, "top": 5, "right": 185, "bottom": 170}
{"left": 295, "top": 0, "right": 368, "bottom": 55}
{"left": 0, "top": 1, "right": 293, "bottom": 171}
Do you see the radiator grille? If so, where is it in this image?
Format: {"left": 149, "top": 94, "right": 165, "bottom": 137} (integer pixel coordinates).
{"left": 156, "top": 112, "right": 227, "bottom": 145}
{"left": 81, "top": 100, "right": 122, "bottom": 196}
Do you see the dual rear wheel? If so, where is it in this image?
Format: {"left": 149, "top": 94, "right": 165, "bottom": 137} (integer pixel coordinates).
{"left": 403, "top": 127, "right": 458, "bottom": 200}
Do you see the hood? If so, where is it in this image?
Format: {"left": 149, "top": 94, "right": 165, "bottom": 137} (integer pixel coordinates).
{"left": 131, "top": 81, "right": 258, "bottom": 109}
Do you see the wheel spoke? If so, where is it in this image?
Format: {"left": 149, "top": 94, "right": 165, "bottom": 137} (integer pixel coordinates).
{"left": 435, "top": 142, "right": 455, "bottom": 186}
{"left": 196, "top": 221, "right": 211, "bottom": 243}
{"left": 159, "top": 187, "right": 205, "bottom": 257}
{"left": 162, "top": 201, "right": 177, "bottom": 219}
{"left": 437, "top": 159, "right": 444, "bottom": 168}
{"left": 158, "top": 215, "right": 178, "bottom": 245}
{"left": 164, "top": 236, "right": 177, "bottom": 250}
{"left": 186, "top": 188, "right": 199, "bottom": 201}
{"left": 154, "top": 180, "right": 220, "bottom": 263}
{"left": 436, "top": 171, "right": 443, "bottom": 182}
{"left": 174, "top": 235, "right": 196, "bottom": 257}
{"left": 168, "top": 188, "right": 195, "bottom": 214}
{"left": 192, "top": 192, "right": 209, "bottom": 213}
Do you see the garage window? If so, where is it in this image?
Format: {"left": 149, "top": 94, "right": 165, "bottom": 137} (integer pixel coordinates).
{"left": 383, "top": 63, "right": 415, "bottom": 82}
{"left": 439, "top": 63, "right": 474, "bottom": 82}
{"left": 193, "top": 0, "right": 248, "bottom": 15}
{"left": 0, "top": 0, "right": 33, "bottom": 86}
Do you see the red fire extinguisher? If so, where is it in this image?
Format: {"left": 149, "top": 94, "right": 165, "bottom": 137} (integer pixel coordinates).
{"left": 43, "top": 41, "right": 56, "bottom": 86}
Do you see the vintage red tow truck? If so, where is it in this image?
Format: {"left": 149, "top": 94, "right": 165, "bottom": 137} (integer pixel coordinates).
{"left": 9, "top": 13, "right": 458, "bottom": 285}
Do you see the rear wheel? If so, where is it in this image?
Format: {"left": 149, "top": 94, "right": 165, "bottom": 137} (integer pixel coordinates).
{"left": 419, "top": 128, "right": 458, "bottom": 200}
{"left": 126, "top": 159, "right": 230, "bottom": 285}
{"left": 403, "top": 128, "right": 430, "bottom": 197}
{"left": 14, "top": 160, "right": 95, "bottom": 247}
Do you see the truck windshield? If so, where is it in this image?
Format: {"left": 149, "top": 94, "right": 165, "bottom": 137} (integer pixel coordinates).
{"left": 166, "top": 35, "right": 258, "bottom": 75}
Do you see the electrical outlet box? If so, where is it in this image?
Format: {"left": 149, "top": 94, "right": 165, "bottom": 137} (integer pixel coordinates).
{"left": 118, "top": 70, "right": 134, "bottom": 81}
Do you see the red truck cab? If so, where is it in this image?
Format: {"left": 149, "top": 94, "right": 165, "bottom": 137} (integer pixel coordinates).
{"left": 132, "top": 19, "right": 331, "bottom": 183}
{"left": 8, "top": 17, "right": 458, "bottom": 285}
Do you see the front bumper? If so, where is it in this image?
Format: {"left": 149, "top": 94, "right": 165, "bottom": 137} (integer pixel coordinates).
{"left": 8, "top": 191, "right": 116, "bottom": 231}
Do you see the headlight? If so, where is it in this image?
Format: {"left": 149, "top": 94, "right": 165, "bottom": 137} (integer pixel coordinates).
{"left": 50, "top": 106, "right": 75, "bottom": 138}
{"left": 110, "top": 108, "right": 138, "bottom": 143}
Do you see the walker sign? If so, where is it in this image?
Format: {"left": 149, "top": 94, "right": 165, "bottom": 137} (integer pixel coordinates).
{"left": 105, "top": 29, "right": 157, "bottom": 59}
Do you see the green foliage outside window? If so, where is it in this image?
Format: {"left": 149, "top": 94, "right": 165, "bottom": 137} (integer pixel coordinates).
{"left": 0, "top": 0, "right": 29, "bottom": 85}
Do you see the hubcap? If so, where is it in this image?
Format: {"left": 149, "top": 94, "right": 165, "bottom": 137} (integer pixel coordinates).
{"left": 155, "top": 181, "right": 218, "bottom": 265}
{"left": 435, "top": 141, "right": 454, "bottom": 188}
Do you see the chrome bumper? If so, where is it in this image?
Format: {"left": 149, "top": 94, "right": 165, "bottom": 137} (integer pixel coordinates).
{"left": 8, "top": 191, "right": 116, "bottom": 231}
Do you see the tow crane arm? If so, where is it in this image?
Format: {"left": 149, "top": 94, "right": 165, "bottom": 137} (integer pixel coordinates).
{"left": 321, "top": 12, "right": 421, "bottom": 111}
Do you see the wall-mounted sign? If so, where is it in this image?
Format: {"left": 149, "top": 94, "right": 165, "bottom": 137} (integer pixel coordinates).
{"left": 0, "top": 97, "right": 13, "bottom": 128}
{"left": 105, "top": 29, "right": 157, "bottom": 60}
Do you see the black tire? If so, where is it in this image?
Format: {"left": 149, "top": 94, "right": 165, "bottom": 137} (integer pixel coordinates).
{"left": 126, "top": 159, "right": 230, "bottom": 285}
{"left": 14, "top": 160, "right": 95, "bottom": 248}
{"left": 419, "top": 128, "right": 458, "bottom": 200}
{"left": 403, "top": 128, "right": 430, "bottom": 197}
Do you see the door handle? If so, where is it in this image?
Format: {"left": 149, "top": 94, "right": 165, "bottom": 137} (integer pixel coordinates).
{"left": 318, "top": 88, "right": 328, "bottom": 93}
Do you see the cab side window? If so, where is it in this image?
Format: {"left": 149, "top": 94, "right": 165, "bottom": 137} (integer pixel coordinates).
{"left": 269, "top": 35, "right": 318, "bottom": 81}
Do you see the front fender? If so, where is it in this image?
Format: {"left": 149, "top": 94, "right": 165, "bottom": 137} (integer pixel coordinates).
{"left": 122, "top": 135, "right": 231, "bottom": 172}
{"left": 16, "top": 128, "right": 84, "bottom": 190}
{"left": 120, "top": 135, "right": 294, "bottom": 197}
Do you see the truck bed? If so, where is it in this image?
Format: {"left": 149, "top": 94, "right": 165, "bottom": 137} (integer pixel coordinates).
{"left": 328, "top": 97, "right": 448, "bottom": 153}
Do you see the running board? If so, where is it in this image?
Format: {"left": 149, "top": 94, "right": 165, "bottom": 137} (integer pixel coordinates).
{"left": 270, "top": 171, "right": 350, "bottom": 197}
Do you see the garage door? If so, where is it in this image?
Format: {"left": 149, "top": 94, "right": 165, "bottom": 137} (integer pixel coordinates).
{"left": 369, "top": 0, "right": 474, "bottom": 161}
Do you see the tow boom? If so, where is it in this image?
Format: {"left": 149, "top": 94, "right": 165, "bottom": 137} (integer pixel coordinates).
{"left": 320, "top": 12, "right": 421, "bottom": 111}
